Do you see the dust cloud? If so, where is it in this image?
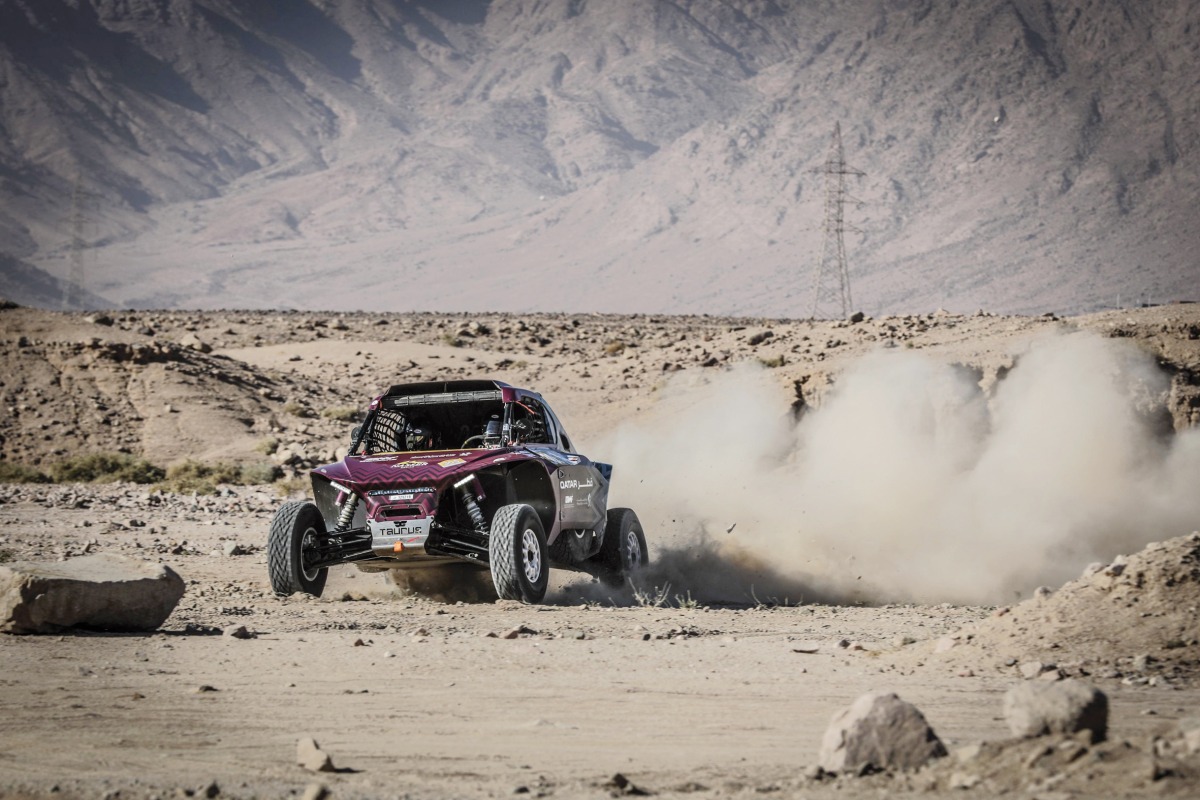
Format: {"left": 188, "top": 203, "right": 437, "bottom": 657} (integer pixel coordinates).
{"left": 592, "top": 332, "right": 1200, "bottom": 606}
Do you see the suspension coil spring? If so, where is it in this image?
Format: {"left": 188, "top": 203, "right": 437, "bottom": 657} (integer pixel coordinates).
{"left": 335, "top": 493, "right": 359, "bottom": 532}
{"left": 459, "top": 486, "right": 488, "bottom": 535}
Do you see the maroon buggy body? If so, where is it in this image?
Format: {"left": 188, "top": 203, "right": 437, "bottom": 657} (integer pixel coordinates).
{"left": 267, "top": 380, "right": 647, "bottom": 603}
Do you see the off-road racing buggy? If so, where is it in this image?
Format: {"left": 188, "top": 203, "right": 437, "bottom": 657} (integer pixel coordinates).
{"left": 267, "top": 380, "right": 648, "bottom": 604}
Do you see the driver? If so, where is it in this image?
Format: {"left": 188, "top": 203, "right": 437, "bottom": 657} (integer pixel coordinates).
{"left": 404, "top": 420, "right": 435, "bottom": 451}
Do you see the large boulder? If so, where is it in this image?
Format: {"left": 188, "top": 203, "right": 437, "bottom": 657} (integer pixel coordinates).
{"left": 818, "top": 691, "right": 948, "bottom": 774}
{"left": 1003, "top": 679, "right": 1108, "bottom": 742}
{"left": 0, "top": 553, "right": 185, "bottom": 633}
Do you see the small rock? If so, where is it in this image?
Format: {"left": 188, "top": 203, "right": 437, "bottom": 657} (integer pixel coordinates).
{"left": 934, "top": 636, "right": 957, "bottom": 653}
{"left": 223, "top": 625, "right": 254, "bottom": 640}
{"left": 222, "top": 542, "right": 246, "bottom": 557}
{"left": 1003, "top": 679, "right": 1108, "bottom": 742}
{"left": 180, "top": 333, "right": 212, "bottom": 353}
{"left": 1018, "top": 661, "right": 1047, "bottom": 679}
{"left": 502, "top": 624, "right": 536, "bottom": 640}
{"left": 301, "top": 783, "right": 329, "bottom": 800}
{"left": 948, "top": 772, "right": 979, "bottom": 790}
{"left": 296, "top": 736, "right": 336, "bottom": 773}
{"left": 194, "top": 685, "right": 218, "bottom": 693}
{"left": 603, "top": 773, "right": 650, "bottom": 796}
{"left": 1081, "top": 562, "right": 1106, "bottom": 579}
{"left": 1132, "top": 654, "right": 1152, "bottom": 672}
{"left": 1179, "top": 718, "right": 1200, "bottom": 755}
{"left": 892, "top": 635, "right": 916, "bottom": 647}
{"left": 954, "top": 743, "right": 983, "bottom": 763}
{"left": 200, "top": 781, "right": 220, "bottom": 799}
{"left": 818, "top": 691, "right": 947, "bottom": 774}
{"left": 1033, "top": 585, "right": 1053, "bottom": 600}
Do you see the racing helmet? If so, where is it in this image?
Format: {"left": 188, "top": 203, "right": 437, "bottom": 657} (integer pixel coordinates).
{"left": 405, "top": 422, "right": 434, "bottom": 451}
{"left": 483, "top": 415, "right": 502, "bottom": 446}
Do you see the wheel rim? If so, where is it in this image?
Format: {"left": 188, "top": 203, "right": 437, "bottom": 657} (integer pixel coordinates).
{"left": 300, "top": 525, "right": 320, "bottom": 581}
{"left": 625, "top": 529, "right": 642, "bottom": 567}
{"left": 521, "top": 527, "right": 542, "bottom": 583}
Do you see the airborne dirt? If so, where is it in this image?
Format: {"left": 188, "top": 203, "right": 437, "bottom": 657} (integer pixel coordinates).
{"left": 2, "top": 302, "right": 1200, "bottom": 798}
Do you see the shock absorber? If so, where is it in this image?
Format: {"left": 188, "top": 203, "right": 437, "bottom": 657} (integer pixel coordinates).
{"left": 455, "top": 475, "right": 487, "bottom": 535}
{"left": 335, "top": 493, "right": 359, "bottom": 532}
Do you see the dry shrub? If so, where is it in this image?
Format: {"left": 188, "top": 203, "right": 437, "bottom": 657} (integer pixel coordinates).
{"left": 0, "top": 461, "right": 50, "bottom": 484}
{"left": 160, "top": 460, "right": 279, "bottom": 494}
{"left": 48, "top": 453, "right": 164, "bottom": 484}
{"left": 320, "top": 406, "right": 361, "bottom": 422}
{"left": 283, "top": 401, "right": 315, "bottom": 418}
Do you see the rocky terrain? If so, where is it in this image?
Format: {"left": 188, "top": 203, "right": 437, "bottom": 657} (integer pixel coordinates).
{"left": 2, "top": 0, "right": 1198, "bottom": 315}
{"left": 4, "top": 300, "right": 1198, "bottom": 473}
{"left": 1, "top": 300, "right": 1200, "bottom": 797}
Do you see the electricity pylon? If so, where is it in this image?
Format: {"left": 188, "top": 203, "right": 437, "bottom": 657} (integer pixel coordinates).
{"left": 809, "top": 122, "right": 863, "bottom": 320}
{"left": 63, "top": 172, "right": 85, "bottom": 311}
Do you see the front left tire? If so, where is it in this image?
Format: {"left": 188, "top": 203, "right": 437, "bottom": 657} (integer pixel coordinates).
{"left": 268, "top": 501, "right": 328, "bottom": 597}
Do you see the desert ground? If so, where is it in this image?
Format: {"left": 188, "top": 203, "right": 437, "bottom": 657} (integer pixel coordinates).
{"left": 2, "top": 301, "right": 1200, "bottom": 798}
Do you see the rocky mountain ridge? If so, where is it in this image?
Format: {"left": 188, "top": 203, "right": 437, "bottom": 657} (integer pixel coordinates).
{"left": 1, "top": 0, "right": 1197, "bottom": 314}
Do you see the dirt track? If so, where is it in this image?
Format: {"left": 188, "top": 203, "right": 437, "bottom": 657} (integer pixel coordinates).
{"left": 3, "top": 303, "right": 1200, "bottom": 797}
{"left": 2, "top": 486, "right": 1197, "bottom": 800}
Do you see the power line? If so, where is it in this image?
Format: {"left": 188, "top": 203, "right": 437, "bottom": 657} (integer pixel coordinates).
{"left": 809, "top": 122, "right": 864, "bottom": 320}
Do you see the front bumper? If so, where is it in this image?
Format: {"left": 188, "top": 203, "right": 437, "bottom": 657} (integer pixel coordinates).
{"left": 368, "top": 515, "right": 435, "bottom": 558}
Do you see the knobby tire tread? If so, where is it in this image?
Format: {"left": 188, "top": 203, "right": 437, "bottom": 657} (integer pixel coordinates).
{"left": 268, "top": 501, "right": 327, "bottom": 597}
{"left": 489, "top": 504, "right": 523, "bottom": 601}
{"left": 489, "top": 504, "right": 547, "bottom": 604}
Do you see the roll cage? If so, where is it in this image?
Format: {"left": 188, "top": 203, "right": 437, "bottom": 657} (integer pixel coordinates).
{"left": 349, "top": 380, "right": 577, "bottom": 456}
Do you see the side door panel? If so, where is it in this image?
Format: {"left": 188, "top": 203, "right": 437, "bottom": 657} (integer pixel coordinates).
{"left": 526, "top": 446, "right": 609, "bottom": 531}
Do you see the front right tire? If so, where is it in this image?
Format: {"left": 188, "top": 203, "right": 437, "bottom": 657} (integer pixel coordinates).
{"left": 268, "top": 501, "right": 328, "bottom": 597}
{"left": 489, "top": 504, "right": 549, "bottom": 603}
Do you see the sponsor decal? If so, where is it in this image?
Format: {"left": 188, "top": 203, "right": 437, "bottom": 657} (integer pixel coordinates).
{"left": 564, "top": 495, "right": 573, "bottom": 504}
{"left": 368, "top": 487, "right": 432, "bottom": 496}
{"left": 559, "top": 478, "right": 595, "bottom": 490}
{"left": 438, "top": 458, "right": 467, "bottom": 468}
{"left": 566, "top": 455, "right": 582, "bottom": 465}
{"left": 372, "top": 519, "right": 429, "bottom": 539}
{"left": 359, "top": 455, "right": 397, "bottom": 463}
{"left": 392, "top": 461, "right": 424, "bottom": 469}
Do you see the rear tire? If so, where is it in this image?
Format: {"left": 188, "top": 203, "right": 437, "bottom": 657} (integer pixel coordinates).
{"left": 597, "top": 508, "right": 648, "bottom": 588}
{"left": 489, "top": 504, "right": 549, "bottom": 603}
{"left": 268, "top": 501, "right": 328, "bottom": 597}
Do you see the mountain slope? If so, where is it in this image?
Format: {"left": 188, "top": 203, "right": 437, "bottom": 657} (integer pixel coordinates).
{"left": 1, "top": 0, "right": 1197, "bottom": 315}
